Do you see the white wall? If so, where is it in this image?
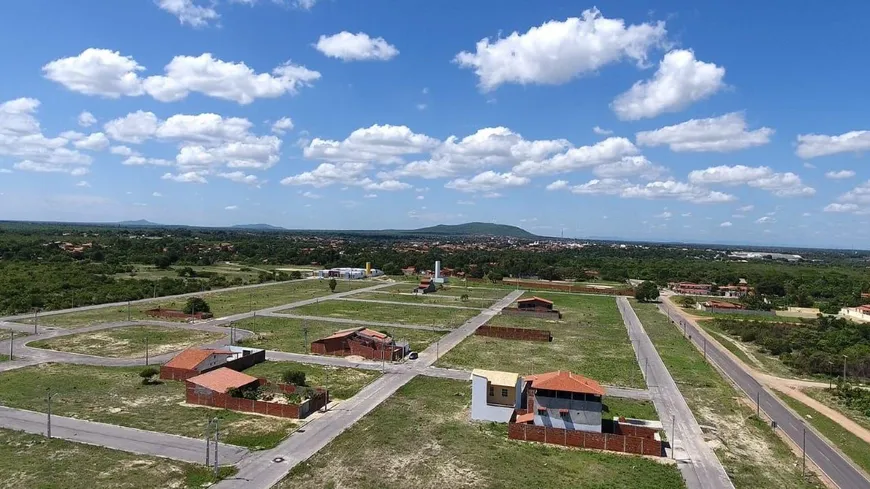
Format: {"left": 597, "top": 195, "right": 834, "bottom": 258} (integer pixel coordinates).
{"left": 532, "top": 395, "right": 602, "bottom": 432}
{"left": 195, "top": 353, "right": 233, "bottom": 372}
{"left": 470, "top": 375, "right": 516, "bottom": 423}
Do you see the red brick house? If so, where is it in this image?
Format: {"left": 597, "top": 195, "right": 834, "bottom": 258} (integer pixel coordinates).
{"left": 502, "top": 296, "right": 562, "bottom": 319}
{"left": 159, "top": 346, "right": 266, "bottom": 381}
{"left": 310, "top": 327, "right": 406, "bottom": 361}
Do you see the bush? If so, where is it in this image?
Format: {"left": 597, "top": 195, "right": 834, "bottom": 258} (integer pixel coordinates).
{"left": 289, "top": 270, "right": 302, "bottom": 280}
{"left": 183, "top": 297, "right": 210, "bottom": 314}
{"left": 139, "top": 366, "right": 160, "bottom": 385}
{"left": 634, "top": 281, "right": 659, "bottom": 302}
{"left": 328, "top": 278, "right": 337, "bottom": 292}
{"left": 282, "top": 370, "right": 307, "bottom": 386}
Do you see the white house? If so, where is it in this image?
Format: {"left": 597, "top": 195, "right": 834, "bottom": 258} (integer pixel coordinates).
{"left": 470, "top": 369, "right": 525, "bottom": 422}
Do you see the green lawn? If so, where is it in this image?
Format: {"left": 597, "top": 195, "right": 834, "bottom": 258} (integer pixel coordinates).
{"left": 0, "top": 428, "right": 234, "bottom": 489}
{"left": 778, "top": 393, "right": 870, "bottom": 476}
{"left": 0, "top": 364, "right": 297, "bottom": 450}
{"left": 438, "top": 294, "right": 646, "bottom": 388}
{"left": 28, "top": 325, "right": 225, "bottom": 358}
{"left": 244, "top": 361, "right": 381, "bottom": 400}
{"left": 350, "top": 290, "right": 498, "bottom": 308}
{"left": 235, "top": 316, "right": 445, "bottom": 355}
{"left": 631, "top": 301, "right": 824, "bottom": 489}
{"left": 23, "top": 279, "right": 374, "bottom": 329}
{"left": 287, "top": 300, "right": 480, "bottom": 328}
{"left": 603, "top": 398, "right": 659, "bottom": 421}
{"left": 279, "top": 377, "right": 685, "bottom": 489}
{"left": 687, "top": 309, "right": 808, "bottom": 324}
{"left": 380, "top": 283, "right": 512, "bottom": 300}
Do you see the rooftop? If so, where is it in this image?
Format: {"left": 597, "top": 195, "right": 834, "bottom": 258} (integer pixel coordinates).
{"left": 187, "top": 367, "right": 259, "bottom": 393}
{"left": 517, "top": 296, "right": 553, "bottom": 305}
{"left": 472, "top": 369, "right": 519, "bottom": 387}
{"left": 164, "top": 348, "right": 232, "bottom": 370}
{"left": 525, "top": 370, "right": 605, "bottom": 396}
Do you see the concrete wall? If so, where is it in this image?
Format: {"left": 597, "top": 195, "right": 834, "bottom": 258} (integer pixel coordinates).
{"left": 475, "top": 325, "right": 552, "bottom": 342}
{"left": 508, "top": 422, "right": 662, "bottom": 457}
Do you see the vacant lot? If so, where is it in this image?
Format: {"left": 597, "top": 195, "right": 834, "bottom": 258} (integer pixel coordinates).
{"left": 244, "top": 361, "right": 381, "bottom": 400}
{"left": 695, "top": 320, "right": 797, "bottom": 379}
{"left": 804, "top": 387, "right": 870, "bottom": 432}
{"left": 287, "top": 300, "right": 479, "bottom": 328}
{"left": 438, "top": 294, "right": 645, "bottom": 388}
{"left": 604, "top": 397, "right": 659, "bottom": 421}
{"left": 350, "top": 290, "right": 498, "bottom": 308}
{"left": 0, "top": 364, "right": 297, "bottom": 450}
{"left": 0, "top": 428, "right": 232, "bottom": 488}
{"left": 23, "top": 279, "right": 373, "bottom": 329}
{"left": 631, "top": 301, "right": 824, "bottom": 489}
{"left": 29, "top": 325, "right": 224, "bottom": 358}
{"left": 381, "top": 283, "right": 511, "bottom": 300}
{"left": 279, "top": 377, "right": 684, "bottom": 489}
{"left": 235, "top": 316, "right": 445, "bottom": 355}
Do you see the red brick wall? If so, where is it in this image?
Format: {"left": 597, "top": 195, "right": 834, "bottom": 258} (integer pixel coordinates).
{"left": 185, "top": 382, "right": 328, "bottom": 419}
{"left": 507, "top": 423, "right": 663, "bottom": 457}
{"left": 159, "top": 366, "right": 197, "bottom": 381}
{"left": 311, "top": 340, "right": 403, "bottom": 361}
{"left": 613, "top": 423, "right": 660, "bottom": 440}
{"left": 475, "top": 325, "right": 552, "bottom": 342}
{"left": 144, "top": 309, "right": 213, "bottom": 319}
{"left": 494, "top": 279, "right": 634, "bottom": 296}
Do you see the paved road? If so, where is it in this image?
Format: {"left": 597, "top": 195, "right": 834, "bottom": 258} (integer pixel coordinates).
{"left": 617, "top": 297, "right": 733, "bottom": 489}
{"left": 0, "top": 405, "right": 248, "bottom": 465}
{"left": 335, "top": 297, "right": 484, "bottom": 310}
{"left": 212, "top": 289, "right": 525, "bottom": 489}
{"left": 260, "top": 312, "right": 450, "bottom": 332}
{"left": 659, "top": 298, "right": 870, "bottom": 489}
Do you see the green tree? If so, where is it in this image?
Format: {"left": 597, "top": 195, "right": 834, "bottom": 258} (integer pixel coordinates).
{"left": 677, "top": 296, "right": 696, "bottom": 308}
{"left": 328, "top": 278, "right": 337, "bottom": 292}
{"left": 282, "top": 370, "right": 307, "bottom": 386}
{"left": 139, "top": 366, "right": 160, "bottom": 385}
{"left": 634, "top": 281, "right": 659, "bottom": 302}
{"left": 382, "top": 262, "right": 402, "bottom": 276}
{"left": 289, "top": 270, "right": 302, "bottom": 280}
{"left": 183, "top": 297, "right": 210, "bottom": 314}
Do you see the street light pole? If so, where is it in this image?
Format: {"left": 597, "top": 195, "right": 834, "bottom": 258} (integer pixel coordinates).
{"left": 145, "top": 336, "right": 149, "bottom": 366}
{"left": 46, "top": 389, "right": 56, "bottom": 439}
{"left": 33, "top": 308, "right": 39, "bottom": 335}
{"left": 671, "top": 414, "right": 675, "bottom": 459}
{"left": 802, "top": 425, "right": 807, "bottom": 478}
{"left": 843, "top": 355, "right": 848, "bottom": 383}
{"left": 213, "top": 417, "right": 220, "bottom": 477}
{"left": 127, "top": 301, "right": 131, "bottom": 321}
{"left": 205, "top": 418, "right": 212, "bottom": 466}
{"left": 9, "top": 331, "right": 13, "bottom": 361}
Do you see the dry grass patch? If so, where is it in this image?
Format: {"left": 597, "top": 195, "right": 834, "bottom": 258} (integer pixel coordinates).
{"left": 28, "top": 326, "right": 224, "bottom": 358}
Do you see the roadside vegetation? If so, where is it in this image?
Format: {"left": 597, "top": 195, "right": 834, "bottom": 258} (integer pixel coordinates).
{"left": 279, "top": 377, "right": 685, "bottom": 489}
{"left": 631, "top": 301, "right": 824, "bottom": 489}
{"left": 244, "top": 361, "right": 381, "bottom": 400}
{"left": 0, "top": 428, "right": 234, "bottom": 488}
{"left": 28, "top": 325, "right": 224, "bottom": 358}
{"left": 438, "top": 294, "right": 645, "bottom": 388}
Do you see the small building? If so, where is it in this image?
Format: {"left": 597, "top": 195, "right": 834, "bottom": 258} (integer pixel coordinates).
{"left": 719, "top": 285, "right": 752, "bottom": 298}
{"left": 315, "top": 267, "right": 384, "bottom": 279}
{"left": 522, "top": 370, "right": 605, "bottom": 432}
{"left": 310, "top": 327, "right": 407, "bottom": 361}
{"left": 699, "top": 300, "right": 745, "bottom": 311}
{"left": 841, "top": 305, "right": 870, "bottom": 322}
{"left": 502, "top": 296, "right": 562, "bottom": 319}
{"left": 416, "top": 277, "right": 437, "bottom": 294}
{"left": 470, "top": 369, "right": 525, "bottom": 422}
{"left": 160, "top": 345, "right": 266, "bottom": 381}
{"left": 401, "top": 266, "right": 417, "bottom": 276}
{"left": 669, "top": 282, "right": 713, "bottom": 295}
{"left": 187, "top": 367, "right": 260, "bottom": 394}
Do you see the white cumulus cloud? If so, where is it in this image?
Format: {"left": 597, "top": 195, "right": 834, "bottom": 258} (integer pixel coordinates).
{"left": 445, "top": 171, "right": 529, "bottom": 193}
{"left": 688, "top": 165, "right": 814, "bottom": 197}
{"left": 796, "top": 131, "right": 870, "bottom": 159}
{"left": 78, "top": 111, "right": 97, "bottom": 127}
{"left": 825, "top": 170, "right": 856, "bottom": 179}
{"left": 636, "top": 112, "right": 773, "bottom": 152}
{"left": 315, "top": 32, "right": 399, "bottom": 61}
{"left": 271, "top": 117, "right": 294, "bottom": 135}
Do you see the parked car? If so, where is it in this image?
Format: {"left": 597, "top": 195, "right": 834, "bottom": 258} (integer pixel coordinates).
{"left": 408, "top": 351, "right": 418, "bottom": 360}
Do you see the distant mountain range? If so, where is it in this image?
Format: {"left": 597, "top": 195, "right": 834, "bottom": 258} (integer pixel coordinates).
{"left": 112, "top": 220, "right": 535, "bottom": 238}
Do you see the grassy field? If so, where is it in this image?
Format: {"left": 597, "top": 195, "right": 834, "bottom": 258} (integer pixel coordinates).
{"left": 685, "top": 309, "right": 809, "bottom": 324}
{"left": 632, "top": 301, "right": 824, "bottom": 489}
{"left": 235, "top": 316, "right": 445, "bottom": 355}
{"left": 244, "top": 361, "right": 381, "bottom": 400}
{"left": 350, "top": 290, "right": 498, "bottom": 308}
{"left": 0, "top": 364, "right": 297, "bottom": 450}
{"left": 114, "top": 263, "right": 263, "bottom": 282}
{"left": 381, "top": 283, "right": 512, "bottom": 300}
{"left": 695, "top": 320, "right": 798, "bottom": 379}
{"left": 28, "top": 325, "right": 224, "bottom": 358}
{"left": 438, "top": 294, "right": 646, "bottom": 388}
{"left": 0, "top": 428, "right": 233, "bottom": 488}
{"left": 604, "top": 398, "right": 659, "bottom": 421}
{"left": 287, "top": 300, "right": 480, "bottom": 328}
{"left": 778, "top": 393, "right": 870, "bottom": 476}
{"left": 23, "top": 279, "right": 374, "bottom": 329}
{"left": 279, "top": 377, "right": 685, "bottom": 489}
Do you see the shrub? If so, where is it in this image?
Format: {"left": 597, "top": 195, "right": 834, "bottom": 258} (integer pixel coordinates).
{"left": 183, "top": 297, "right": 210, "bottom": 314}
{"left": 328, "top": 278, "right": 337, "bottom": 292}
{"left": 139, "top": 366, "right": 160, "bottom": 385}
{"left": 282, "top": 370, "right": 307, "bottom": 386}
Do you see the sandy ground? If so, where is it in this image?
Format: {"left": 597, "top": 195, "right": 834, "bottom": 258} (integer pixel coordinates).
{"left": 662, "top": 295, "right": 870, "bottom": 446}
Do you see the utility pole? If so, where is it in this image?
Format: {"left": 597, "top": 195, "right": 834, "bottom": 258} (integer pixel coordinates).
{"left": 436, "top": 340, "right": 439, "bottom": 360}
{"left": 644, "top": 358, "right": 649, "bottom": 382}
{"left": 703, "top": 337, "right": 707, "bottom": 361}
{"left": 756, "top": 392, "right": 760, "bottom": 418}
{"left": 205, "top": 418, "right": 212, "bottom": 466}
{"left": 843, "top": 355, "right": 848, "bottom": 383}
{"left": 33, "top": 308, "right": 39, "bottom": 335}
{"left": 145, "top": 336, "right": 149, "bottom": 366}
{"left": 213, "top": 417, "right": 220, "bottom": 477}
{"left": 46, "top": 389, "right": 56, "bottom": 439}
{"left": 9, "top": 331, "right": 13, "bottom": 361}
{"left": 671, "top": 414, "right": 675, "bottom": 459}
{"left": 229, "top": 323, "right": 234, "bottom": 346}
{"left": 127, "top": 301, "right": 131, "bottom": 321}
{"left": 802, "top": 425, "right": 807, "bottom": 478}
{"left": 303, "top": 323, "right": 309, "bottom": 353}
{"left": 249, "top": 291, "right": 253, "bottom": 313}
{"left": 153, "top": 283, "right": 157, "bottom": 299}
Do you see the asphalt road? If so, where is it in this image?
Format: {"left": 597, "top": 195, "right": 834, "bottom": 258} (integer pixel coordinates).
{"left": 0, "top": 405, "right": 248, "bottom": 465}
{"left": 212, "top": 289, "right": 525, "bottom": 489}
{"left": 617, "top": 297, "right": 733, "bottom": 489}
{"left": 659, "top": 298, "right": 870, "bottom": 489}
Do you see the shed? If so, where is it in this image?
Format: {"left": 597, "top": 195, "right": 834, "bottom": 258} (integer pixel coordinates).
{"left": 517, "top": 296, "right": 554, "bottom": 311}
{"left": 187, "top": 367, "right": 260, "bottom": 394}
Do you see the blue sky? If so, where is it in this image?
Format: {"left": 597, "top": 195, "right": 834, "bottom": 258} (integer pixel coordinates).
{"left": 1, "top": 1, "right": 869, "bottom": 248}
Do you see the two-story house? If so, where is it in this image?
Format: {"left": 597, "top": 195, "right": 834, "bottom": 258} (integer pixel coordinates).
{"left": 521, "top": 370, "right": 605, "bottom": 432}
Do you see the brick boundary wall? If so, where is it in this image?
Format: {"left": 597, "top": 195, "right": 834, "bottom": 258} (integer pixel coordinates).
{"left": 185, "top": 380, "right": 328, "bottom": 419}
{"left": 508, "top": 423, "right": 663, "bottom": 457}
{"left": 144, "top": 308, "right": 213, "bottom": 320}
{"left": 475, "top": 325, "right": 552, "bottom": 342}
{"left": 465, "top": 278, "right": 633, "bottom": 296}
{"left": 310, "top": 342, "right": 403, "bottom": 361}
{"left": 701, "top": 307, "right": 776, "bottom": 317}
{"left": 500, "top": 308, "right": 562, "bottom": 320}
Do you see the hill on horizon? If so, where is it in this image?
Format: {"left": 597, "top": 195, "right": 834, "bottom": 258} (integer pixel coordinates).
{"left": 407, "top": 222, "right": 537, "bottom": 238}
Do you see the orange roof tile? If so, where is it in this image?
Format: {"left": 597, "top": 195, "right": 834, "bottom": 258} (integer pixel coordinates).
{"left": 518, "top": 296, "right": 554, "bottom": 305}
{"left": 318, "top": 327, "right": 364, "bottom": 341}
{"left": 515, "top": 412, "right": 535, "bottom": 424}
{"left": 165, "top": 348, "right": 230, "bottom": 370}
{"left": 187, "top": 367, "right": 259, "bottom": 393}
{"left": 525, "top": 370, "right": 605, "bottom": 396}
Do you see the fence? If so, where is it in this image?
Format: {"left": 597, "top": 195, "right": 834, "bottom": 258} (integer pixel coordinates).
{"left": 144, "top": 308, "right": 213, "bottom": 320}
{"left": 508, "top": 422, "right": 662, "bottom": 457}
{"left": 311, "top": 341, "right": 404, "bottom": 361}
{"left": 475, "top": 325, "right": 552, "bottom": 342}
{"left": 500, "top": 308, "right": 562, "bottom": 320}
{"left": 486, "top": 278, "right": 634, "bottom": 296}
{"left": 185, "top": 380, "right": 328, "bottom": 419}
{"left": 699, "top": 306, "right": 775, "bottom": 317}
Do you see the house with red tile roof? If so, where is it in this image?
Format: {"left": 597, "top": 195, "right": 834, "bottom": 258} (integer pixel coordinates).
{"left": 159, "top": 345, "right": 266, "bottom": 381}
{"left": 186, "top": 367, "right": 260, "bottom": 394}
{"left": 522, "top": 370, "right": 605, "bottom": 432}
{"left": 310, "top": 327, "right": 407, "bottom": 361}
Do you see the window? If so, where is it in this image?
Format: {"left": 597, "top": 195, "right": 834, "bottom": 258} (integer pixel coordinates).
{"left": 501, "top": 388, "right": 508, "bottom": 398}
{"left": 488, "top": 386, "right": 494, "bottom": 396}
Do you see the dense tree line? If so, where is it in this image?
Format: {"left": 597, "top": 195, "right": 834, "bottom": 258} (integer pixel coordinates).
{"left": 713, "top": 317, "right": 870, "bottom": 380}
